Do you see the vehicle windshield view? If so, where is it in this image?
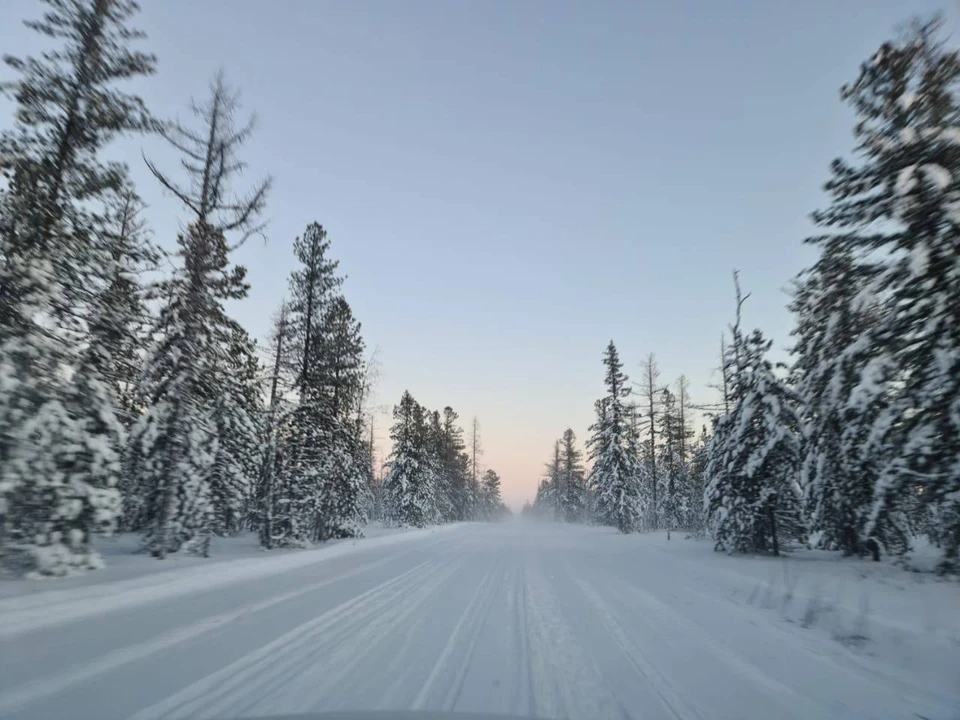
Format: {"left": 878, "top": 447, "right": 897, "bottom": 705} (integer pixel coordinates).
{"left": 0, "top": 1, "right": 958, "bottom": 719}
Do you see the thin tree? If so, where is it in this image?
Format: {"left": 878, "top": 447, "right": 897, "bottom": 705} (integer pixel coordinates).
{"left": 638, "top": 354, "right": 662, "bottom": 529}
{"left": 144, "top": 71, "right": 271, "bottom": 244}
{"left": 470, "top": 416, "right": 483, "bottom": 519}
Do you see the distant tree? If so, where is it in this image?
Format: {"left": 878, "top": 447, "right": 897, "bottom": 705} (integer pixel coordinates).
{"left": 440, "top": 407, "right": 471, "bottom": 521}
{"left": 383, "top": 391, "right": 436, "bottom": 528}
{"left": 479, "top": 469, "right": 507, "bottom": 520}
{"left": 535, "top": 440, "right": 561, "bottom": 520}
{"left": 468, "top": 416, "right": 483, "bottom": 519}
{"left": 637, "top": 354, "right": 663, "bottom": 529}
{"left": 558, "top": 428, "right": 586, "bottom": 522}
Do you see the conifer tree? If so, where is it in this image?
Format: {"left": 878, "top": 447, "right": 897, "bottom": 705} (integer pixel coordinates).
{"left": 536, "top": 440, "right": 561, "bottom": 520}
{"left": 255, "top": 302, "right": 295, "bottom": 548}
{"left": 132, "top": 73, "right": 267, "bottom": 556}
{"left": 440, "top": 407, "right": 470, "bottom": 521}
{"left": 587, "top": 342, "right": 643, "bottom": 533}
{"left": 479, "top": 469, "right": 506, "bottom": 520}
{"left": 559, "top": 428, "right": 586, "bottom": 522}
{"left": 384, "top": 391, "right": 436, "bottom": 527}
{"left": 800, "top": 18, "right": 960, "bottom": 568}
{"left": 93, "top": 190, "right": 158, "bottom": 429}
{"left": 0, "top": 0, "right": 154, "bottom": 574}
{"left": 791, "top": 246, "right": 887, "bottom": 556}
{"left": 637, "top": 354, "right": 662, "bottom": 529}
{"left": 130, "top": 222, "right": 242, "bottom": 556}
{"left": 705, "top": 330, "right": 806, "bottom": 555}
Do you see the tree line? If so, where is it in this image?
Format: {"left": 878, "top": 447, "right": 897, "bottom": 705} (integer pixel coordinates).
{"left": 529, "top": 18, "right": 960, "bottom": 574}
{"left": 382, "top": 395, "right": 508, "bottom": 527}
{"left": 0, "top": 0, "right": 505, "bottom": 577}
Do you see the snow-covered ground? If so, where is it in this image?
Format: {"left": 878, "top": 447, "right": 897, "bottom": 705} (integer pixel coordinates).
{"left": 1, "top": 522, "right": 957, "bottom": 720}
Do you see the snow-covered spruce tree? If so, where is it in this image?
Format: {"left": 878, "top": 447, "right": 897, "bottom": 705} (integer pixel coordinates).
{"left": 312, "top": 294, "right": 369, "bottom": 537}
{"left": 208, "top": 321, "right": 264, "bottom": 536}
{"left": 705, "top": 330, "right": 806, "bottom": 555}
{"left": 0, "top": 0, "right": 156, "bottom": 336}
{"left": 129, "top": 222, "right": 243, "bottom": 556}
{"left": 93, "top": 190, "right": 158, "bottom": 430}
{"left": 559, "top": 428, "right": 586, "bottom": 523}
{"left": 804, "top": 18, "right": 960, "bottom": 568}
{"left": 587, "top": 342, "right": 643, "bottom": 533}
{"left": 0, "top": 0, "right": 155, "bottom": 575}
{"left": 383, "top": 391, "right": 437, "bottom": 528}
{"left": 479, "top": 469, "right": 507, "bottom": 520}
{"left": 790, "top": 245, "right": 891, "bottom": 557}
{"left": 314, "top": 295, "right": 364, "bottom": 422}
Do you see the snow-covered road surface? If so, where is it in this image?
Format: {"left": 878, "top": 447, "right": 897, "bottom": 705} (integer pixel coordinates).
{"left": 2, "top": 522, "right": 957, "bottom": 720}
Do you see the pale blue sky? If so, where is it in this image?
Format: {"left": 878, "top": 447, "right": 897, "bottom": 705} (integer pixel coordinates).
{"left": 1, "top": 0, "right": 955, "bottom": 507}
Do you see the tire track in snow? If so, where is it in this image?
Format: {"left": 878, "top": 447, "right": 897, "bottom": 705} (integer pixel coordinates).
{"left": 0, "top": 553, "right": 401, "bottom": 716}
{"left": 251, "top": 557, "right": 463, "bottom": 717}
{"left": 516, "top": 558, "right": 536, "bottom": 719}
{"left": 412, "top": 553, "right": 507, "bottom": 712}
{"left": 444, "top": 556, "right": 509, "bottom": 712}
{"left": 129, "top": 557, "right": 453, "bottom": 720}
{"left": 522, "top": 557, "right": 628, "bottom": 720}
{"left": 572, "top": 572, "right": 706, "bottom": 720}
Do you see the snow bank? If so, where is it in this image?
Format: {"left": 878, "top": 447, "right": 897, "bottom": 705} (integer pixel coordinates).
{"left": 0, "top": 523, "right": 461, "bottom": 638}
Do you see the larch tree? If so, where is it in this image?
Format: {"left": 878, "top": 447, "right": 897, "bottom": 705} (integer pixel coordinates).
{"left": 469, "top": 416, "right": 483, "bottom": 520}
{"left": 131, "top": 72, "right": 269, "bottom": 557}
{"left": 637, "top": 354, "right": 662, "bottom": 529}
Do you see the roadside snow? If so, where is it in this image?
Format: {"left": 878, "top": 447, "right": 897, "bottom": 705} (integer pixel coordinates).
{"left": 0, "top": 523, "right": 460, "bottom": 638}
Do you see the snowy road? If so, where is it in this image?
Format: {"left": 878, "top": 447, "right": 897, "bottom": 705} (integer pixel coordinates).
{"left": 2, "top": 522, "right": 958, "bottom": 720}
